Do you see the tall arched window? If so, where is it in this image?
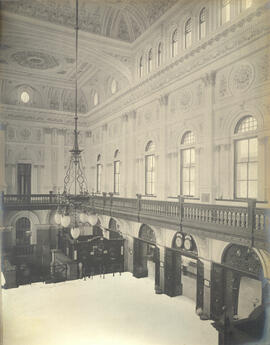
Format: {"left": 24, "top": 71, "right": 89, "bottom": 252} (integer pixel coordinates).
{"left": 157, "top": 42, "right": 162, "bottom": 67}
{"left": 181, "top": 131, "right": 195, "bottom": 196}
{"left": 171, "top": 29, "right": 178, "bottom": 58}
{"left": 113, "top": 150, "right": 120, "bottom": 194}
{"left": 221, "top": 0, "right": 231, "bottom": 24}
{"left": 139, "top": 56, "right": 143, "bottom": 77}
{"left": 16, "top": 217, "right": 31, "bottom": 245}
{"left": 234, "top": 116, "right": 258, "bottom": 199}
{"left": 184, "top": 18, "right": 192, "bottom": 49}
{"left": 148, "top": 49, "right": 152, "bottom": 73}
{"left": 199, "top": 8, "right": 206, "bottom": 40}
{"left": 96, "top": 154, "right": 102, "bottom": 193}
{"left": 145, "top": 141, "right": 156, "bottom": 195}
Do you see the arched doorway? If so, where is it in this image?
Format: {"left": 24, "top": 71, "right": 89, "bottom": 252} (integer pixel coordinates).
{"left": 164, "top": 232, "right": 199, "bottom": 299}
{"left": 211, "top": 244, "right": 265, "bottom": 344}
{"left": 133, "top": 225, "right": 158, "bottom": 284}
{"left": 16, "top": 217, "right": 31, "bottom": 245}
{"left": 108, "top": 218, "right": 122, "bottom": 240}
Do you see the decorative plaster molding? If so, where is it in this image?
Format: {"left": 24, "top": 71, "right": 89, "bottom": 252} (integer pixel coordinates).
{"left": 88, "top": 7, "right": 270, "bottom": 124}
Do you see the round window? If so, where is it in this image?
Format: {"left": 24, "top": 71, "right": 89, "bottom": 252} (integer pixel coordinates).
{"left": 21, "top": 91, "right": 30, "bottom": 104}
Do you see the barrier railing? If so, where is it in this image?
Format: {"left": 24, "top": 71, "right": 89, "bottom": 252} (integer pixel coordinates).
{"left": 3, "top": 193, "right": 268, "bottom": 249}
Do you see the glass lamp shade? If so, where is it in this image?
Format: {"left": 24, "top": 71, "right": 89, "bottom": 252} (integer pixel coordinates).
{"left": 70, "top": 227, "right": 80, "bottom": 239}
{"left": 61, "top": 215, "right": 71, "bottom": 227}
{"left": 79, "top": 212, "right": 88, "bottom": 223}
{"left": 88, "top": 214, "right": 98, "bottom": 226}
{"left": 54, "top": 213, "right": 62, "bottom": 225}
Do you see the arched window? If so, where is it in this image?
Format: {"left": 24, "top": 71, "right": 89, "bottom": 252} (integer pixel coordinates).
{"left": 199, "top": 8, "right": 206, "bottom": 40}
{"left": 171, "top": 29, "right": 178, "bottom": 58}
{"left": 221, "top": 0, "right": 231, "bottom": 24}
{"left": 113, "top": 150, "right": 120, "bottom": 194}
{"left": 96, "top": 154, "right": 102, "bottom": 193}
{"left": 184, "top": 18, "right": 192, "bottom": 49}
{"left": 111, "top": 79, "right": 117, "bottom": 94}
{"left": 145, "top": 141, "right": 156, "bottom": 195}
{"left": 181, "top": 131, "right": 195, "bottom": 196}
{"left": 157, "top": 42, "right": 162, "bottom": 67}
{"left": 139, "top": 56, "right": 143, "bottom": 77}
{"left": 234, "top": 116, "right": 258, "bottom": 199}
{"left": 148, "top": 49, "right": 152, "bottom": 73}
{"left": 93, "top": 92, "right": 99, "bottom": 106}
{"left": 16, "top": 217, "right": 31, "bottom": 245}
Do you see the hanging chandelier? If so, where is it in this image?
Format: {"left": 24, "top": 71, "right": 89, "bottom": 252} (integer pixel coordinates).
{"left": 54, "top": 0, "right": 98, "bottom": 236}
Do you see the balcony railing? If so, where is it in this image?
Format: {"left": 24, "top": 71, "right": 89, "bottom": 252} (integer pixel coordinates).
{"left": 2, "top": 193, "right": 269, "bottom": 250}
{"left": 3, "top": 193, "right": 58, "bottom": 209}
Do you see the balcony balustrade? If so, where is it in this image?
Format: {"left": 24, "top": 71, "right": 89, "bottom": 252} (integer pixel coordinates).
{"left": 2, "top": 193, "right": 269, "bottom": 250}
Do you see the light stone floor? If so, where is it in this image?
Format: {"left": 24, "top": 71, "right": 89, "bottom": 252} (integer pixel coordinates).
{"left": 2, "top": 272, "right": 218, "bottom": 345}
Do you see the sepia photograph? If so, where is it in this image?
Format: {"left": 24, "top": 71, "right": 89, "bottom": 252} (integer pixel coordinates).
{"left": 0, "top": 0, "right": 270, "bottom": 344}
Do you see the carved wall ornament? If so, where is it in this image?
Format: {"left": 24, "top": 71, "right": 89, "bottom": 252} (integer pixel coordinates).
{"left": 19, "top": 128, "right": 31, "bottom": 141}
{"left": 223, "top": 245, "right": 262, "bottom": 277}
{"left": 7, "top": 126, "right": 15, "bottom": 141}
{"left": 11, "top": 51, "right": 59, "bottom": 70}
{"left": 230, "top": 63, "right": 254, "bottom": 92}
{"left": 159, "top": 94, "right": 169, "bottom": 107}
{"left": 179, "top": 89, "right": 192, "bottom": 111}
{"left": 257, "top": 53, "right": 269, "bottom": 82}
{"left": 219, "top": 74, "right": 228, "bottom": 97}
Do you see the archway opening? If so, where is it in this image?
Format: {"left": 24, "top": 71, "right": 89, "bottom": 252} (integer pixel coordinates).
{"left": 16, "top": 217, "right": 31, "bottom": 246}
{"left": 133, "top": 225, "right": 158, "bottom": 283}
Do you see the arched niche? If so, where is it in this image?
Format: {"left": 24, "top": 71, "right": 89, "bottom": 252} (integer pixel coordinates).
{"left": 138, "top": 224, "right": 156, "bottom": 244}
{"left": 108, "top": 217, "right": 122, "bottom": 239}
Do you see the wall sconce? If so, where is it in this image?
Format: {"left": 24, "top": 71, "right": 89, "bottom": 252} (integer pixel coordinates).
{"left": 128, "top": 248, "right": 133, "bottom": 255}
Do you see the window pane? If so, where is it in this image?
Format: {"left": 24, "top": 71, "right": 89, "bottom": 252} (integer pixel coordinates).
{"left": 237, "top": 181, "right": 247, "bottom": 198}
{"left": 249, "top": 138, "right": 257, "bottom": 160}
{"left": 190, "top": 167, "right": 195, "bottom": 181}
{"left": 182, "top": 150, "right": 190, "bottom": 164}
{"left": 190, "top": 182, "right": 195, "bottom": 196}
{"left": 236, "top": 140, "right": 248, "bottom": 162}
{"left": 246, "top": 0, "right": 252, "bottom": 8}
{"left": 183, "top": 167, "right": 189, "bottom": 181}
{"left": 190, "top": 148, "right": 195, "bottom": 163}
{"left": 183, "top": 182, "right": 189, "bottom": 195}
{"left": 236, "top": 163, "right": 247, "bottom": 180}
{"left": 236, "top": 116, "right": 257, "bottom": 133}
{"left": 185, "top": 32, "right": 192, "bottom": 48}
{"left": 200, "top": 22, "right": 206, "bottom": 39}
{"left": 248, "top": 162, "right": 257, "bottom": 180}
{"left": 248, "top": 181, "right": 257, "bottom": 198}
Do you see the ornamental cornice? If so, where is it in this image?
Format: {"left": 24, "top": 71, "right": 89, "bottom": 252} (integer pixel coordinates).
{"left": 87, "top": 5, "right": 270, "bottom": 125}
{"left": 0, "top": 104, "right": 88, "bottom": 128}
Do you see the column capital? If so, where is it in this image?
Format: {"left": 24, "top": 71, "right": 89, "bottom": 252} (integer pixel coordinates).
{"left": 85, "top": 130, "right": 92, "bottom": 138}
{"left": 202, "top": 70, "right": 216, "bottom": 87}
{"left": 56, "top": 128, "right": 66, "bottom": 135}
{"left": 159, "top": 93, "right": 169, "bottom": 107}
{"left": 44, "top": 127, "right": 53, "bottom": 134}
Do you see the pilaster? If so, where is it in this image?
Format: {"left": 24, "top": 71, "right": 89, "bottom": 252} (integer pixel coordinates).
{"left": 201, "top": 71, "right": 216, "bottom": 203}
{"left": 158, "top": 94, "right": 169, "bottom": 199}
{"left": 0, "top": 122, "right": 7, "bottom": 193}
{"left": 44, "top": 127, "right": 53, "bottom": 192}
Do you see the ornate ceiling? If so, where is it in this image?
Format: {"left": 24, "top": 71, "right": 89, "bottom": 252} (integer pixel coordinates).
{"left": 0, "top": 0, "right": 179, "bottom": 121}
{"left": 2, "top": 0, "right": 178, "bottom": 42}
